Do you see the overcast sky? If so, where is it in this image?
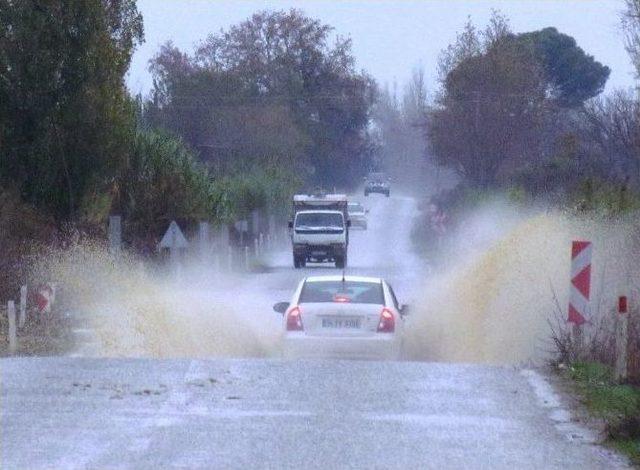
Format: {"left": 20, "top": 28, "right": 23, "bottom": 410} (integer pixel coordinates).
{"left": 127, "top": 0, "right": 635, "bottom": 97}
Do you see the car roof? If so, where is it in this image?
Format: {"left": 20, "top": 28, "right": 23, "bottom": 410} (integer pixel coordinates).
{"left": 304, "top": 275, "right": 383, "bottom": 284}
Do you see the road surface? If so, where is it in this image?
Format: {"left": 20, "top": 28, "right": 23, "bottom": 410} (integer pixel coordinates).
{"left": 0, "top": 195, "right": 628, "bottom": 469}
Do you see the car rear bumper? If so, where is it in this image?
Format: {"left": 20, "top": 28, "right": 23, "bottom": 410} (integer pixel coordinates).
{"left": 282, "top": 334, "right": 400, "bottom": 360}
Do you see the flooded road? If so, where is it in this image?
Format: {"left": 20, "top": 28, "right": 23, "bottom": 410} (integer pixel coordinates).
{"left": 0, "top": 194, "right": 629, "bottom": 469}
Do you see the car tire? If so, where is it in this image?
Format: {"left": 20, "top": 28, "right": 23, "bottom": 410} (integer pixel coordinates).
{"left": 293, "top": 255, "right": 302, "bottom": 269}
{"left": 335, "top": 256, "right": 345, "bottom": 269}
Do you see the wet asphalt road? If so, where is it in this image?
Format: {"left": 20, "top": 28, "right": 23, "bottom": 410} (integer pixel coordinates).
{"left": 0, "top": 195, "right": 629, "bottom": 469}
{"left": 1, "top": 358, "right": 626, "bottom": 469}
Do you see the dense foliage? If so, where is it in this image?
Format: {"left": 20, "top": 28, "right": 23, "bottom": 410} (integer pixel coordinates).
{"left": 0, "top": 0, "right": 143, "bottom": 219}
{"left": 2, "top": 4, "right": 370, "bottom": 247}
{"left": 425, "top": 13, "right": 638, "bottom": 210}
{"left": 145, "top": 9, "right": 377, "bottom": 188}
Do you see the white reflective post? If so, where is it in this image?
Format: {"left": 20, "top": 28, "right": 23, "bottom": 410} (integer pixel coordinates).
{"left": 7, "top": 301, "right": 16, "bottom": 354}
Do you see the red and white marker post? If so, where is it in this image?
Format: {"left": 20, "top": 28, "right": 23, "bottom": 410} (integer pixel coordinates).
{"left": 35, "top": 284, "right": 54, "bottom": 316}
{"left": 568, "top": 241, "right": 592, "bottom": 352}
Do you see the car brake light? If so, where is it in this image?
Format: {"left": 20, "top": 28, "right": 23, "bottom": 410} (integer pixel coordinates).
{"left": 286, "top": 306, "right": 303, "bottom": 331}
{"left": 334, "top": 294, "right": 351, "bottom": 303}
{"left": 377, "top": 308, "right": 395, "bottom": 333}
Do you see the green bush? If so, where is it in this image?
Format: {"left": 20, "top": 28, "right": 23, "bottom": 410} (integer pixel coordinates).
{"left": 220, "top": 167, "right": 302, "bottom": 221}
{"left": 119, "top": 129, "right": 221, "bottom": 239}
{"left": 571, "top": 179, "right": 640, "bottom": 216}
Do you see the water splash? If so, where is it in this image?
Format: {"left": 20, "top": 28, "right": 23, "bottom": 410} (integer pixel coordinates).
{"left": 405, "top": 203, "right": 637, "bottom": 365}
{"left": 39, "top": 243, "right": 280, "bottom": 358}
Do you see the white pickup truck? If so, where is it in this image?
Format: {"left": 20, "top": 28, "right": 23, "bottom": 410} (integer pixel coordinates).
{"left": 289, "top": 194, "right": 350, "bottom": 269}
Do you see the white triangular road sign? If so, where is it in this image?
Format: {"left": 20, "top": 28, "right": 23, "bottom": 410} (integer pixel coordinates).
{"left": 159, "top": 221, "right": 189, "bottom": 249}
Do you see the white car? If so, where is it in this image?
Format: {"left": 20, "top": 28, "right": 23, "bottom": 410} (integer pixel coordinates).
{"left": 347, "top": 202, "right": 368, "bottom": 229}
{"left": 273, "top": 275, "right": 408, "bottom": 360}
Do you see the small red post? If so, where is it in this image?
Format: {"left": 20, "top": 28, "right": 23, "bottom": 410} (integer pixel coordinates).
{"left": 615, "top": 295, "right": 629, "bottom": 382}
{"left": 619, "top": 296, "right": 628, "bottom": 314}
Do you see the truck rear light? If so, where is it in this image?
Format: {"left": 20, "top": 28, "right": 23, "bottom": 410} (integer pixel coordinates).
{"left": 377, "top": 308, "right": 395, "bottom": 333}
{"left": 286, "top": 306, "right": 303, "bottom": 331}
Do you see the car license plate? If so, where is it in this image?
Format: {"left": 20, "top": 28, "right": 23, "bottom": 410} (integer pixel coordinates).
{"left": 322, "top": 318, "right": 361, "bottom": 329}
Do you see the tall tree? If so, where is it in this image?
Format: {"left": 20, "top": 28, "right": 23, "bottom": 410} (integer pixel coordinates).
{"left": 623, "top": 0, "right": 640, "bottom": 78}
{"left": 428, "top": 15, "right": 610, "bottom": 188}
{"left": 429, "top": 15, "right": 546, "bottom": 187}
{"left": 147, "top": 9, "right": 376, "bottom": 188}
{"left": 0, "top": 0, "right": 143, "bottom": 218}
{"left": 515, "top": 27, "right": 610, "bottom": 107}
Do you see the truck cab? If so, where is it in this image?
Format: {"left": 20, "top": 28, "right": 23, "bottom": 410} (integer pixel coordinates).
{"left": 289, "top": 194, "right": 350, "bottom": 269}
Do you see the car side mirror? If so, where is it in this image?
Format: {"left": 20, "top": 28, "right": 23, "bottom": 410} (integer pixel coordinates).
{"left": 400, "top": 304, "right": 410, "bottom": 316}
{"left": 273, "top": 302, "right": 290, "bottom": 315}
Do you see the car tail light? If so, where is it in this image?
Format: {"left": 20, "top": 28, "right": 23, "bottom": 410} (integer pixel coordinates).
{"left": 333, "top": 294, "right": 351, "bottom": 303}
{"left": 286, "top": 306, "right": 303, "bottom": 331}
{"left": 377, "top": 308, "right": 395, "bottom": 333}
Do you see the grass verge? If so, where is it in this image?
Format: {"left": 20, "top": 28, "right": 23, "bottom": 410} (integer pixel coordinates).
{"left": 0, "top": 308, "right": 74, "bottom": 356}
{"left": 565, "top": 362, "right": 640, "bottom": 465}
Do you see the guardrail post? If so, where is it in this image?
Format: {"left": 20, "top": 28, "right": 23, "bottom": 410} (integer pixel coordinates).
{"left": 254, "top": 237, "right": 259, "bottom": 258}
{"left": 245, "top": 246, "right": 250, "bottom": 271}
{"left": 7, "top": 301, "right": 16, "bottom": 355}
{"left": 19, "top": 285, "right": 27, "bottom": 327}
{"left": 227, "top": 245, "right": 233, "bottom": 271}
{"left": 615, "top": 296, "right": 629, "bottom": 382}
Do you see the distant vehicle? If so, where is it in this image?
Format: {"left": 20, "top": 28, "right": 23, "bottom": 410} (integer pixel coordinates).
{"left": 289, "top": 194, "right": 350, "bottom": 268}
{"left": 348, "top": 202, "right": 368, "bottom": 229}
{"left": 364, "top": 172, "right": 390, "bottom": 197}
{"left": 273, "top": 275, "right": 408, "bottom": 360}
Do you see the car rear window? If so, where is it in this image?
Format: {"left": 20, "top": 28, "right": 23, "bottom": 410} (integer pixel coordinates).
{"left": 300, "top": 281, "right": 384, "bottom": 304}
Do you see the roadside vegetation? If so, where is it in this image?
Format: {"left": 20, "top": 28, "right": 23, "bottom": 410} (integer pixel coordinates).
{"left": 564, "top": 362, "right": 640, "bottom": 464}
{"left": 412, "top": 8, "right": 640, "bottom": 256}
{"left": 0, "top": 2, "right": 377, "bottom": 302}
